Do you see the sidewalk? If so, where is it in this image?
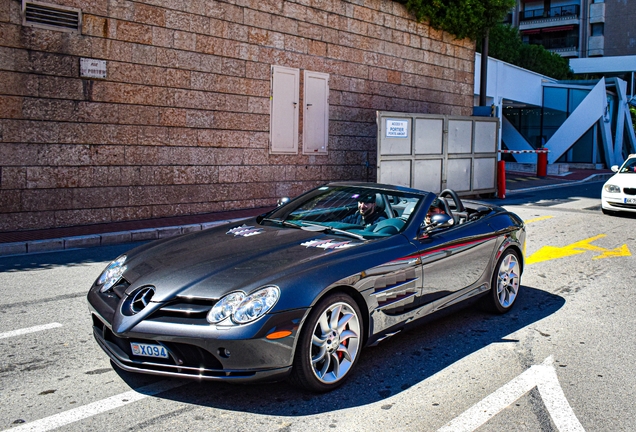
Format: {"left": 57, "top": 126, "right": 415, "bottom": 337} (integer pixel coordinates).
{"left": 0, "top": 168, "right": 614, "bottom": 257}
{"left": 0, "top": 207, "right": 272, "bottom": 256}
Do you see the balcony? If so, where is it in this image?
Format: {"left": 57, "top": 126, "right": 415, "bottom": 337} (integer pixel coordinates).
{"left": 520, "top": 4, "right": 580, "bottom": 22}
{"left": 534, "top": 36, "right": 579, "bottom": 51}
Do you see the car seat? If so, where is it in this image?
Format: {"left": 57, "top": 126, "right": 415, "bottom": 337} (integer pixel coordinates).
{"left": 400, "top": 201, "right": 417, "bottom": 221}
{"left": 374, "top": 193, "right": 394, "bottom": 219}
{"left": 372, "top": 218, "right": 406, "bottom": 235}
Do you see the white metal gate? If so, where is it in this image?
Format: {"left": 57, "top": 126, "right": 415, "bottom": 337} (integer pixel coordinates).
{"left": 377, "top": 112, "right": 499, "bottom": 196}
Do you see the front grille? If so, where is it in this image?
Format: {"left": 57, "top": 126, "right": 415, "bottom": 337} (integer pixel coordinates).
{"left": 609, "top": 202, "right": 636, "bottom": 209}
{"left": 112, "top": 280, "right": 130, "bottom": 298}
{"left": 146, "top": 298, "right": 215, "bottom": 324}
{"left": 97, "top": 279, "right": 129, "bottom": 311}
{"left": 624, "top": 188, "right": 636, "bottom": 196}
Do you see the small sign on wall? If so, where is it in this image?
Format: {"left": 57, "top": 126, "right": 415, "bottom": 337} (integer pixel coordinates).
{"left": 80, "top": 58, "right": 107, "bottom": 79}
{"left": 385, "top": 119, "right": 409, "bottom": 138}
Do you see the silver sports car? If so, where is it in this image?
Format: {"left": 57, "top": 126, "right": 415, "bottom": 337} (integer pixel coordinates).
{"left": 88, "top": 182, "right": 525, "bottom": 392}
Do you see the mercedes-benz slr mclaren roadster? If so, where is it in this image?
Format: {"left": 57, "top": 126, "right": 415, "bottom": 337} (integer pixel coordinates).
{"left": 88, "top": 182, "right": 525, "bottom": 392}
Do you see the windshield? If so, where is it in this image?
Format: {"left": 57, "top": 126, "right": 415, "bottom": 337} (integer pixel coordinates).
{"left": 263, "top": 185, "right": 426, "bottom": 239}
{"left": 618, "top": 157, "right": 636, "bottom": 173}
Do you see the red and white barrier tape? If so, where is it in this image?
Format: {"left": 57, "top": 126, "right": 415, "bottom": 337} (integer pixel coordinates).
{"left": 498, "top": 149, "right": 549, "bottom": 154}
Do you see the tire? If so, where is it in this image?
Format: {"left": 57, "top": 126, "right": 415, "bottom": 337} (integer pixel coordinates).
{"left": 290, "top": 293, "right": 363, "bottom": 392}
{"left": 483, "top": 249, "right": 521, "bottom": 314}
{"left": 601, "top": 208, "right": 615, "bottom": 216}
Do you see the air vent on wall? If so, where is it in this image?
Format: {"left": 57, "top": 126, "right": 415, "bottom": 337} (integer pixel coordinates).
{"left": 22, "top": 0, "right": 81, "bottom": 33}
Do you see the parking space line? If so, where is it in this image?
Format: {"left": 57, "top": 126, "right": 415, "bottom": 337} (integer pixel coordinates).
{"left": 437, "top": 356, "right": 584, "bottom": 432}
{"left": 2, "top": 380, "right": 186, "bottom": 432}
{"left": 0, "top": 323, "right": 63, "bottom": 339}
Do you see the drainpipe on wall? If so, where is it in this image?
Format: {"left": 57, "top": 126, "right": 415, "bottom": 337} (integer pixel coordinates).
{"left": 479, "top": 30, "right": 489, "bottom": 107}
{"left": 580, "top": 0, "right": 588, "bottom": 58}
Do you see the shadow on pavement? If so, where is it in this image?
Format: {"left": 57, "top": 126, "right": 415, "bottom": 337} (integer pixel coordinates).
{"left": 113, "top": 285, "right": 564, "bottom": 416}
{"left": 0, "top": 242, "right": 147, "bottom": 273}
{"left": 484, "top": 180, "right": 606, "bottom": 208}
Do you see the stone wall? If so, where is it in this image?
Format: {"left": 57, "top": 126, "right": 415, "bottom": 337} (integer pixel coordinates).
{"left": 0, "top": 0, "right": 475, "bottom": 231}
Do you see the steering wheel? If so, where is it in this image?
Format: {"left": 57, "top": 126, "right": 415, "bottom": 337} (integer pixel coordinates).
{"left": 439, "top": 189, "right": 465, "bottom": 213}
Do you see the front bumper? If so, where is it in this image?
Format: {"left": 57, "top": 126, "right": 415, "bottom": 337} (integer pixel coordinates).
{"left": 601, "top": 194, "right": 636, "bottom": 213}
{"left": 88, "top": 285, "right": 308, "bottom": 383}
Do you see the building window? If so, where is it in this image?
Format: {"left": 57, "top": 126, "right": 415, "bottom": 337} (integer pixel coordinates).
{"left": 591, "top": 23, "right": 604, "bottom": 36}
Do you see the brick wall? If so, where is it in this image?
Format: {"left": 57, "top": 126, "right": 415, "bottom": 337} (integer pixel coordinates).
{"left": 0, "top": 0, "right": 475, "bottom": 232}
{"left": 604, "top": 1, "right": 636, "bottom": 57}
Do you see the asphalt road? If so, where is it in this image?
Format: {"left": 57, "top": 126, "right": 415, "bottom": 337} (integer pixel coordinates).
{"left": 1, "top": 181, "right": 634, "bottom": 432}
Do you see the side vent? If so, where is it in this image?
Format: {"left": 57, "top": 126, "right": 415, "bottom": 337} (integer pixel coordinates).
{"left": 22, "top": 0, "right": 81, "bottom": 33}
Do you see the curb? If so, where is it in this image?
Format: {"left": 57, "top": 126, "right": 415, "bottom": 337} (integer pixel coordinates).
{"left": 0, "top": 218, "right": 248, "bottom": 258}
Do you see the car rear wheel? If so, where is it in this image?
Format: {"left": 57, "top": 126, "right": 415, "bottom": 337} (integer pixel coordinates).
{"left": 290, "top": 293, "right": 362, "bottom": 392}
{"left": 484, "top": 249, "right": 521, "bottom": 313}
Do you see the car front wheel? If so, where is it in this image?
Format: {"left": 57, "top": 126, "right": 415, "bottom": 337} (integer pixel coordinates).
{"left": 484, "top": 249, "right": 521, "bottom": 313}
{"left": 290, "top": 293, "right": 362, "bottom": 392}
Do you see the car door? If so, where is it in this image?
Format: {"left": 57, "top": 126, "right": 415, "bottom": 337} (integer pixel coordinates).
{"left": 414, "top": 221, "right": 498, "bottom": 305}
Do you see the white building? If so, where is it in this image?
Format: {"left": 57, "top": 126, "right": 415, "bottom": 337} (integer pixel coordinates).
{"left": 475, "top": 53, "right": 636, "bottom": 169}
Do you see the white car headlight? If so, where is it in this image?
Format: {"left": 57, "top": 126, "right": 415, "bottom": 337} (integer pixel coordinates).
{"left": 207, "top": 286, "right": 280, "bottom": 325}
{"left": 604, "top": 184, "right": 621, "bottom": 193}
{"left": 97, "top": 255, "right": 127, "bottom": 292}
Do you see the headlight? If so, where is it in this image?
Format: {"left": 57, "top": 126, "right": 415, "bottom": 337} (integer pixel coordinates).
{"left": 97, "top": 255, "right": 127, "bottom": 292}
{"left": 604, "top": 184, "right": 621, "bottom": 193}
{"left": 207, "top": 292, "right": 245, "bottom": 323}
{"left": 207, "top": 286, "right": 280, "bottom": 325}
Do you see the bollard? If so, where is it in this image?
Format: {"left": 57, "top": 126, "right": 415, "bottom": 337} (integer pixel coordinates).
{"left": 536, "top": 149, "right": 547, "bottom": 178}
{"left": 497, "top": 160, "right": 506, "bottom": 199}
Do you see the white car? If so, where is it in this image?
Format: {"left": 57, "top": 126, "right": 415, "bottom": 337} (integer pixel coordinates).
{"left": 601, "top": 154, "right": 636, "bottom": 215}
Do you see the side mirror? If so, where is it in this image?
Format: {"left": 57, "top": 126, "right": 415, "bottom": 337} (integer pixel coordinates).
{"left": 277, "top": 197, "right": 290, "bottom": 207}
{"left": 430, "top": 213, "right": 454, "bottom": 228}
{"left": 611, "top": 165, "right": 619, "bottom": 173}
{"left": 421, "top": 214, "right": 454, "bottom": 236}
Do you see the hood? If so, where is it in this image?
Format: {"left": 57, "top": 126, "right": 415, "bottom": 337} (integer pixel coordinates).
{"left": 120, "top": 221, "right": 369, "bottom": 302}
{"left": 607, "top": 172, "right": 636, "bottom": 188}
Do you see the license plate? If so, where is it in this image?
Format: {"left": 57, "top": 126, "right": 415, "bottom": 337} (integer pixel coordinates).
{"left": 130, "top": 342, "right": 168, "bottom": 359}
{"left": 625, "top": 198, "right": 636, "bottom": 204}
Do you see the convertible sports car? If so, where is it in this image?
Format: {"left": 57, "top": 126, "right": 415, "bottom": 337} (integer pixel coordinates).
{"left": 601, "top": 154, "right": 636, "bottom": 215}
{"left": 88, "top": 182, "right": 525, "bottom": 392}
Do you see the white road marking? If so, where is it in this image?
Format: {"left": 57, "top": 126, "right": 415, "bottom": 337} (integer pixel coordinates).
{"left": 2, "top": 380, "right": 186, "bottom": 432}
{"left": 0, "top": 323, "right": 63, "bottom": 339}
{"left": 438, "top": 356, "right": 585, "bottom": 432}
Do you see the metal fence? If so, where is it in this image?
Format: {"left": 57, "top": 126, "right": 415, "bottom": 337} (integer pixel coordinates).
{"left": 376, "top": 112, "right": 499, "bottom": 196}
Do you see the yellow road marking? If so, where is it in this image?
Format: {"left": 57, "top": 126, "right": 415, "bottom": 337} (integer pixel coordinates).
{"left": 524, "top": 216, "right": 554, "bottom": 224}
{"left": 592, "top": 244, "right": 631, "bottom": 260}
{"left": 527, "top": 234, "right": 632, "bottom": 265}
